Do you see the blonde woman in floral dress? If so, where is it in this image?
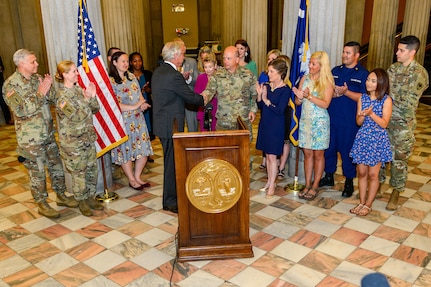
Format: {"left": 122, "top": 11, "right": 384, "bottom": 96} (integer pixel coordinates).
{"left": 109, "top": 51, "right": 153, "bottom": 190}
{"left": 293, "top": 51, "right": 334, "bottom": 200}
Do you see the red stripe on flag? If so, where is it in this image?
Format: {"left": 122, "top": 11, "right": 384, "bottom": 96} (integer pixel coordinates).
{"left": 81, "top": 67, "right": 117, "bottom": 144}
{"left": 93, "top": 57, "right": 127, "bottom": 137}
{"left": 77, "top": 64, "right": 126, "bottom": 154}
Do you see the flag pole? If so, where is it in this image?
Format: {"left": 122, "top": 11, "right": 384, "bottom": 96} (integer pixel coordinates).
{"left": 95, "top": 155, "right": 119, "bottom": 202}
{"left": 285, "top": 0, "right": 309, "bottom": 194}
{"left": 287, "top": 146, "right": 304, "bottom": 193}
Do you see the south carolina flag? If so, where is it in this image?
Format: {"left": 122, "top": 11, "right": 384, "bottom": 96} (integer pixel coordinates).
{"left": 289, "top": 0, "right": 311, "bottom": 146}
{"left": 77, "top": 0, "right": 128, "bottom": 157}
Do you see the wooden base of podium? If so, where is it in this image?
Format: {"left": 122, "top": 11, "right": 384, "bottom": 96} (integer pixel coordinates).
{"left": 178, "top": 243, "right": 253, "bottom": 262}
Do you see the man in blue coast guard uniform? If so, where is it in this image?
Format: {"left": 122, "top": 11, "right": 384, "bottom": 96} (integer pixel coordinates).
{"left": 319, "top": 42, "right": 369, "bottom": 197}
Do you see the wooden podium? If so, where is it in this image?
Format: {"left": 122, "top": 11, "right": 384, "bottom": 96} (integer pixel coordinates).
{"left": 173, "top": 118, "right": 254, "bottom": 261}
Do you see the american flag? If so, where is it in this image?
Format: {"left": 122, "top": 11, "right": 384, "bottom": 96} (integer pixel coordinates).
{"left": 77, "top": 0, "right": 127, "bottom": 157}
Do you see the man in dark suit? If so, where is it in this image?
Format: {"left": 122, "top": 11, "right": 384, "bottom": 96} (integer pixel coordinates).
{"left": 152, "top": 41, "right": 205, "bottom": 213}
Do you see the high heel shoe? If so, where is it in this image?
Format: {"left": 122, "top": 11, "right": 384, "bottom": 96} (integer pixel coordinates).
{"left": 265, "top": 192, "right": 274, "bottom": 199}
{"left": 265, "top": 188, "right": 275, "bottom": 199}
{"left": 129, "top": 183, "right": 145, "bottom": 190}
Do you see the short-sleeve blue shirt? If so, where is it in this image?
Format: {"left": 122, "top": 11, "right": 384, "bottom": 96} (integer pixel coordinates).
{"left": 329, "top": 63, "right": 368, "bottom": 128}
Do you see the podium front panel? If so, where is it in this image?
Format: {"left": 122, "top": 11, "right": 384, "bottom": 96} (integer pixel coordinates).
{"left": 173, "top": 130, "right": 253, "bottom": 261}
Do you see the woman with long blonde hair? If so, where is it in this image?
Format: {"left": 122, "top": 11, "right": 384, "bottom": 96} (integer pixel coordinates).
{"left": 293, "top": 51, "right": 334, "bottom": 200}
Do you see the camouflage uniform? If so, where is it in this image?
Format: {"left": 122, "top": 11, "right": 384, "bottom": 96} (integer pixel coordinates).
{"left": 202, "top": 66, "right": 257, "bottom": 137}
{"left": 56, "top": 85, "right": 99, "bottom": 201}
{"left": 384, "top": 60, "right": 429, "bottom": 191}
{"left": 2, "top": 71, "right": 67, "bottom": 202}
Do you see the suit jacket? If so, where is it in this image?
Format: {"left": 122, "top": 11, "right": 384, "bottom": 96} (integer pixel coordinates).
{"left": 152, "top": 62, "right": 204, "bottom": 138}
{"left": 182, "top": 57, "right": 198, "bottom": 92}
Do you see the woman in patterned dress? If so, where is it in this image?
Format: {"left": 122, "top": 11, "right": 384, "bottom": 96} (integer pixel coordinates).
{"left": 109, "top": 51, "right": 154, "bottom": 190}
{"left": 293, "top": 51, "right": 334, "bottom": 200}
{"left": 349, "top": 68, "right": 393, "bottom": 216}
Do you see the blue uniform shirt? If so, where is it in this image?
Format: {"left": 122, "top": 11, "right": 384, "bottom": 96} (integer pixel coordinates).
{"left": 329, "top": 64, "right": 368, "bottom": 128}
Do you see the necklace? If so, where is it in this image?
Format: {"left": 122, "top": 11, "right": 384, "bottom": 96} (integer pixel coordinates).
{"left": 270, "top": 81, "right": 284, "bottom": 92}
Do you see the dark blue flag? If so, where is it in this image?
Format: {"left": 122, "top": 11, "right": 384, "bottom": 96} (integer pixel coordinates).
{"left": 289, "top": 0, "right": 310, "bottom": 146}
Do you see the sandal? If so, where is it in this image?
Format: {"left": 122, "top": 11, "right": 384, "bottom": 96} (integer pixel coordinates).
{"left": 357, "top": 205, "right": 372, "bottom": 216}
{"left": 277, "top": 170, "right": 285, "bottom": 178}
{"left": 349, "top": 203, "right": 364, "bottom": 214}
{"left": 259, "top": 164, "right": 266, "bottom": 169}
{"left": 298, "top": 186, "right": 311, "bottom": 199}
{"left": 303, "top": 187, "right": 319, "bottom": 201}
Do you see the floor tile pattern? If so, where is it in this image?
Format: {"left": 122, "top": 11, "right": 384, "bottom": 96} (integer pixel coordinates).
{"left": 0, "top": 103, "right": 430, "bottom": 286}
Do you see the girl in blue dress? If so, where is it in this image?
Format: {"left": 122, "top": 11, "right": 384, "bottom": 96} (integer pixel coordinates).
{"left": 349, "top": 68, "right": 393, "bottom": 216}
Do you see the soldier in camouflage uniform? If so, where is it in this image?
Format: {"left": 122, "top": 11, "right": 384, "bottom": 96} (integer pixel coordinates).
{"left": 383, "top": 35, "right": 429, "bottom": 210}
{"left": 55, "top": 60, "right": 104, "bottom": 216}
{"left": 202, "top": 46, "right": 258, "bottom": 136}
{"left": 2, "top": 49, "right": 78, "bottom": 218}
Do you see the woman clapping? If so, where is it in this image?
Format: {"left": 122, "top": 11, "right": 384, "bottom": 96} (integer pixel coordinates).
{"left": 109, "top": 51, "right": 154, "bottom": 190}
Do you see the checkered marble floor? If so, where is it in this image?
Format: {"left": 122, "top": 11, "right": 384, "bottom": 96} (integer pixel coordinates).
{"left": 0, "top": 104, "right": 430, "bottom": 287}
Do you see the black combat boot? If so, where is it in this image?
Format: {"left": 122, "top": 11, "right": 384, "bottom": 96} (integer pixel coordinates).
{"left": 318, "top": 173, "right": 334, "bottom": 187}
{"left": 342, "top": 178, "right": 354, "bottom": 197}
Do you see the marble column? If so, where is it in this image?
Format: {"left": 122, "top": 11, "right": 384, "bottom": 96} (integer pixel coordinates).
{"left": 221, "top": 0, "right": 242, "bottom": 48}
{"left": 242, "top": 0, "right": 267, "bottom": 73}
{"left": 309, "top": 0, "right": 346, "bottom": 67}
{"left": 282, "top": 0, "right": 346, "bottom": 68}
{"left": 40, "top": 0, "right": 106, "bottom": 76}
{"left": 100, "top": 0, "right": 149, "bottom": 65}
{"left": 344, "top": 0, "right": 366, "bottom": 45}
{"left": 367, "top": 0, "right": 399, "bottom": 70}
{"left": 281, "top": 0, "right": 300, "bottom": 57}
{"left": 402, "top": 0, "right": 431, "bottom": 64}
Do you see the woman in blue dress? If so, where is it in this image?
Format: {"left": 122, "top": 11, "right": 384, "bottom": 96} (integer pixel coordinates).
{"left": 257, "top": 49, "right": 281, "bottom": 170}
{"left": 109, "top": 51, "right": 154, "bottom": 190}
{"left": 349, "top": 68, "right": 393, "bottom": 216}
{"left": 256, "top": 58, "right": 290, "bottom": 198}
{"left": 293, "top": 51, "right": 334, "bottom": 200}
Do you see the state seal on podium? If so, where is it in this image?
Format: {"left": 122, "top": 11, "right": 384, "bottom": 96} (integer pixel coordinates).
{"left": 185, "top": 158, "right": 243, "bottom": 213}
